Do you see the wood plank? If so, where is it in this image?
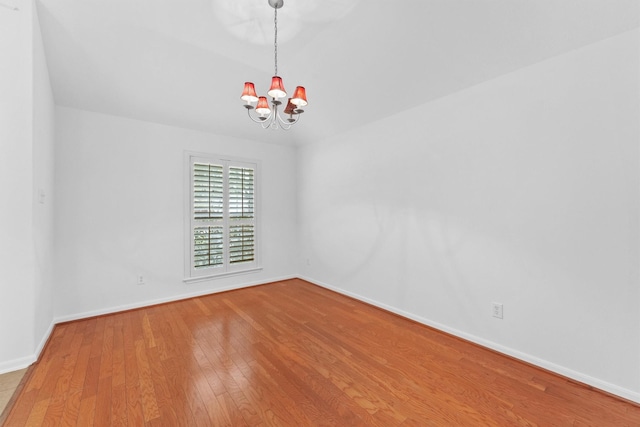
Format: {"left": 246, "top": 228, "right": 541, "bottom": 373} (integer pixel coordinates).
{"left": 77, "top": 395, "right": 96, "bottom": 427}
{"left": 58, "top": 389, "right": 82, "bottom": 427}
{"left": 94, "top": 373, "right": 112, "bottom": 426}
{"left": 3, "top": 279, "right": 639, "bottom": 426}
{"left": 22, "top": 397, "right": 50, "bottom": 427}
{"left": 134, "top": 339, "right": 160, "bottom": 423}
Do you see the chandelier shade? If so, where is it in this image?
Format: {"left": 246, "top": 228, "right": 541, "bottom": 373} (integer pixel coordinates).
{"left": 255, "top": 97, "right": 271, "bottom": 116}
{"left": 240, "top": 0, "right": 307, "bottom": 130}
{"left": 241, "top": 82, "right": 258, "bottom": 103}
{"left": 291, "top": 86, "right": 308, "bottom": 107}
{"left": 267, "top": 76, "right": 287, "bottom": 99}
{"left": 283, "top": 99, "right": 296, "bottom": 115}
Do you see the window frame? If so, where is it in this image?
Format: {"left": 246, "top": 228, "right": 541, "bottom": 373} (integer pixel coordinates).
{"left": 184, "top": 152, "right": 261, "bottom": 283}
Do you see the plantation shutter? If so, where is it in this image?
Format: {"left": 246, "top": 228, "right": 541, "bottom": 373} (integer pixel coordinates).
{"left": 229, "top": 167, "right": 255, "bottom": 220}
{"left": 193, "top": 163, "right": 223, "bottom": 220}
{"left": 188, "top": 156, "right": 258, "bottom": 278}
{"left": 228, "top": 166, "right": 255, "bottom": 264}
{"left": 193, "top": 163, "right": 224, "bottom": 269}
{"left": 193, "top": 226, "right": 224, "bottom": 268}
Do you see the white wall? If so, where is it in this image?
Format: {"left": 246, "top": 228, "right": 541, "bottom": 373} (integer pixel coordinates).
{"left": 298, "top": 29, "right": 640, "bottom": 401}
{"left": 0, "top": 1, "right": 34, "bottom": 372}
{"left": 0, "top": 0, "right": 55, "bottom": 373}
{"left": 54, "top": 107, "right": 297, "bottom": 320}
{"left": 32, "top": 0, "right": 56, "bottom": 364}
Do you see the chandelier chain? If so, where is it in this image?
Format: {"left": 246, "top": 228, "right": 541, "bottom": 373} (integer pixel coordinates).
{"left": 274, "top": 7, "right": 278, "bottom": 76}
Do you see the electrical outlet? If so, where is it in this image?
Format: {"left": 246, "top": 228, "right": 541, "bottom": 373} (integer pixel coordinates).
{"left": 492, "top": 302, "right": 503, "bottom": 319}
{"left": 137, "top": 275, "right": 145, "bottom": 285}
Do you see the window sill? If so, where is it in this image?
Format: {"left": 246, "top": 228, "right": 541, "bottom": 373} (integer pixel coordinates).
{"left": 183, "top": 267, "right": 263, "bottom": 284}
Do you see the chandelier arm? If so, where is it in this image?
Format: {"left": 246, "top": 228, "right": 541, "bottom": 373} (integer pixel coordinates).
{"left": 272, "top": 103, "right": 290, "bottom": 130}
{"left": 246, "top": 107, "right": 272, "bottom": 124}
{"left": 275, "top": 110, "right": 299, "bottom": 128}
{"left": 278, "top": 111, "right": 302, "bottom": 130}
{"left": 275, "top": 116, "right": 293, "bottom": 130}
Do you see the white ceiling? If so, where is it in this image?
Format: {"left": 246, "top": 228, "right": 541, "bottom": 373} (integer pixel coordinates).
{"left": 36, "top": 0, "right": 639, "bottom": 146}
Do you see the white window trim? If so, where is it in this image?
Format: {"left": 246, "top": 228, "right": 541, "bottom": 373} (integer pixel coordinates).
{"left": 183, "top": 151, "right": 262, "bottom": 282}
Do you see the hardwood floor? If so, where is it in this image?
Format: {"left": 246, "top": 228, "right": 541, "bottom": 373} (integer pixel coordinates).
{"left": 2, "top": 278, "right": 639, "bottom": 426}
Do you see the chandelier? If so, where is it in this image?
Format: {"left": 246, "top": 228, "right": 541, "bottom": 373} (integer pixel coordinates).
{"left": 240, "top": 0, "right": 308, "bottom": 130}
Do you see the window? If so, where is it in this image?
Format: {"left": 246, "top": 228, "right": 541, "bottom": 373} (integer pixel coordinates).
{"left": 185, "top": 153, "right": 260, "bottom": 281}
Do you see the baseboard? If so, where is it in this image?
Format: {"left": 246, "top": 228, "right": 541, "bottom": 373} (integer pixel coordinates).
{"left": 34, "top": 321, "right": 55, "bottom": 362}
{"left": 54, "top": 274, "right": 297, "bottom": 324}
{"left": 299, "top": 275, "right": 640, "bottom": 405}
{"left": 0, "top": 356, "right": 35, "bottom": 376}
{"left": 0, "top": 321, "right": 54, "bottom": 375}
